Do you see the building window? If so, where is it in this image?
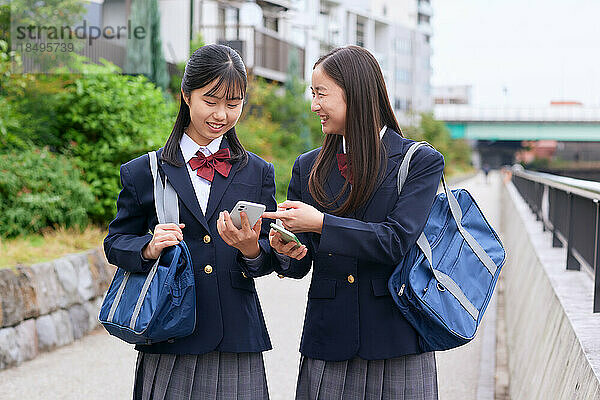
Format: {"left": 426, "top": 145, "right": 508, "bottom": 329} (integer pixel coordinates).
{"left": 418, "top": 13, "right": 430, "bottom": 24}
{"left": 394, "top": 38, "right": 411, "bottom": 53}
{"left": 263, "top": 16, "right": 279, "bottom": 32}
{"left": 395, "top": 68, "right": 411, "bottom": 84}
{"left": 394, "top": 98, "right": 412, "bottom": 112}
{"left": 356, "top": 20, "right": 365, "bottom": 47}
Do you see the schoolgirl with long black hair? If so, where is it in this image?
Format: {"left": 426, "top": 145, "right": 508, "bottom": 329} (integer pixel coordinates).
{"left": 263, "top": 45, "right": 445, "bottom": 399}
{"left": 104, "top": 44, "right": 276, "bottom": 400}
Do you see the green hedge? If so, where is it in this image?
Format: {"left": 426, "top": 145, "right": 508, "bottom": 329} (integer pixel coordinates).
{"left": 0, "top": 148, "right": 95, "bottom": 238}
{"left": 52, "top": 62, "right": 177, "bottom": 223}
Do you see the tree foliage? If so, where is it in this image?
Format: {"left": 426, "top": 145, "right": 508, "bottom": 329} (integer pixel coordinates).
{"left": 401, "top": 113, "right": 472, "bottom": 176}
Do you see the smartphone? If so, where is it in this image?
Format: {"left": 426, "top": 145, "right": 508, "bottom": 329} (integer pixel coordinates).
{"left": 270, "top": 223, "right": 302, "bottom": 246}
{"left": 229, "top": 201, "right": 266, "bottom": 229}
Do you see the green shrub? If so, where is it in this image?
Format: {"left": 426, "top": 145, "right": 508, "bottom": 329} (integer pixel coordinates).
{"left": 53, "top": 60, "right": 178, "bottom": 223}
{"left": 9, "top": 75, "right": 68, "bottom": 150}
{"left": 236, "top": 78, "right": 322, "bottom": 200}
{"left": 0, "top": 148, "right": 94, "bottom": 238}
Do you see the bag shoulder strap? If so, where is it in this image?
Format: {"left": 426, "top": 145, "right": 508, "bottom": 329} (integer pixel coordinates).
{"left": 148, "top": 151, "right": 179, "bottom": 225}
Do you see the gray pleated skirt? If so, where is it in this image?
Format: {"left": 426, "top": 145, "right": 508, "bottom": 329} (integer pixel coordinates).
{"left": 133, "top": 351, "right": 269, "bottom": 400}
{"left": 295, "top": 352, "right": 438, "bottom": 400}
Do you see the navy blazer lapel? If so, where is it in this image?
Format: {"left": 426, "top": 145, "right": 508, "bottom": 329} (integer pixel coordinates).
{"left": 204, "top": 137, "right": 239, "bottom": 222}
{"left": 158, "top": 147, "right": 211, "bottom": 232}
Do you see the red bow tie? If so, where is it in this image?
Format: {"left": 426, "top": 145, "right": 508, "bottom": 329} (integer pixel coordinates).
{"left": 188, "top": 148, "right": 232, "bottom": 182}
{"left": 336, "top": 153, "right": 353, "bottom": 184}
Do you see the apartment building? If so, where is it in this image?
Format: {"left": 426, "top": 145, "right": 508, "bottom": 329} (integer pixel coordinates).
{"left": 82, "top": 0, "right": 433, "bottom": 123}
{"left": 314, "top": 0, "right": 433, "bottom": 123}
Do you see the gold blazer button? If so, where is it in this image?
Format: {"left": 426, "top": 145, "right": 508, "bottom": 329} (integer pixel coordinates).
{"left": 347, "top": 274, "right": 355, "bottom": 284}
{"left": 204, "top": 265, "right": 213, "bottom": 274}
{"left": 203, "top": 235, "right": 211, "bottom": 244}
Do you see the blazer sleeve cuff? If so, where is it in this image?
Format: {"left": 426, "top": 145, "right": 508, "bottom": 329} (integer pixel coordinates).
{"left": 273, "top": 251, "right": 291, "bottom": 271}
{"left": 107, "top": 233, "right": 155, "bottom": 273}
{"left": 318, "top": 213, "right": 346, "bottom": 255}
{"left": 240, "top": 249, "right": 265, "bottom": 269}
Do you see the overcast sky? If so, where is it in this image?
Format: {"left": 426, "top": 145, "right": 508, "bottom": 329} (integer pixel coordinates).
{"left": 430, "top": 0, "right": 600, "bottom": 107}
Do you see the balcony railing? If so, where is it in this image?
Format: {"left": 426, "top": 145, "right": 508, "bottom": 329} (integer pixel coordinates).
{"left": 197, "top": 25, "right": 305, "bottom": 82}
{"left": 512, "top": 169, "right": 600, "bottom": 311}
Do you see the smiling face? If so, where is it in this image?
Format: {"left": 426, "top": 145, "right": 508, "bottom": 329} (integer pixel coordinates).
{"left": 182, "top": 79, "right": 244, "bottom": 146}
{"left": 311, "top": 66, "right": 347, "bottom": 136}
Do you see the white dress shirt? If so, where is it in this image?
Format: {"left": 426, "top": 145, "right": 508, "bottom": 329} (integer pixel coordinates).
{"left": 180, "top": 132, "right": 223, "bottom": 214}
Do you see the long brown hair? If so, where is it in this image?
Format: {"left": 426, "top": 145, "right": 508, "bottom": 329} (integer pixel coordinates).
{"left": 161, "top": 44, "right": 248, "bottom": 168}
{"left": 308, "top": 46, "right": 402, "bottom": 215}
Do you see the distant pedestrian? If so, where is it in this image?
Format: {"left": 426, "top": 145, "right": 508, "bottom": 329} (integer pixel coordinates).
{"left": 483, "top": 163, "right": 491, "bottom": 183}
{"left": 263, "top": 46, "right": 443, "bottom": 400}
{"left": 104, "top": 44, "right": 278, "bottom": 400}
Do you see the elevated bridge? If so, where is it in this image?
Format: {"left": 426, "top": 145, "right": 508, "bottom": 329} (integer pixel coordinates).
{"left": 434, "top": 105, "right": 600, "bottom": 167}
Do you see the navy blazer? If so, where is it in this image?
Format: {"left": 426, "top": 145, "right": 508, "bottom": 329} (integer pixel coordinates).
{"left": 103, "top": 137, "right": 277, "bottom": 355}
{"left": 272, "top": 129, "right": 445, "bottom": 361}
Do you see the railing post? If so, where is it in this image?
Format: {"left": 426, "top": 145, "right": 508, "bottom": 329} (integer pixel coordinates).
{"left": 542, "top": 184, "right": 548, "bottom": 232}
{"left": 566, "top": 193, "right": 581, "bottom": 271}
{"left": 551, "top": 188, "right": 562, "bottom": 247}
{"left": 594, "top": 199, "right": 600, "bottom": 312}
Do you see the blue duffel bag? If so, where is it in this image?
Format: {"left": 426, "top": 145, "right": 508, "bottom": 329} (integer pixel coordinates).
{"left": 99, "top": 151, "right": 196, "bottom": 345}
{"left": 388, "top": 142, "right": 506, "bottom": 352}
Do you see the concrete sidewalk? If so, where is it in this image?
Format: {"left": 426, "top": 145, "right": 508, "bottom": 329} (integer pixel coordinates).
{"left": 0, "top": 172, "right": 502, "bottom": 400}
{"left": 435, "top": 171, "right": 502, "bottom": 400}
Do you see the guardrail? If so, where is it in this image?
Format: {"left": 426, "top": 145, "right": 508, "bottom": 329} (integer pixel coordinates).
{"left": 511, "top": 168, "right": 600, "bottom": 312}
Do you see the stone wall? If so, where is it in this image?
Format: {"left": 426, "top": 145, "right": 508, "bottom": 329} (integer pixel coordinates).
{"left": 501, "top": 180, "right": 600, "bottom": 399}
{"left": 0, "top": 248, "right": 114, "bottom": 370}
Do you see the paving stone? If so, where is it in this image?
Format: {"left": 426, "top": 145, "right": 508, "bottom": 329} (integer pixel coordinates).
{"left": 29, "top": 262, "right": 64, "bottom": 315}
{"left": 0, "top": 269, "right": 24, "bottom": 328}
{"left": 83, "top": 297, "right": 102, "bottom": 332}
{"left": 0, "top": 327, "right": 19, "bottom": 369}
{"left": 88, "top": 249, "right": 114, "bottom": 296}
{"left": 68, "top": 304, "right": 90, "bottom": 340}
{"left": 53, "top": 258, "right": 79, "bottom": 308}
{"left": 14, "top": 319, "right": 37, "bottom": 363}
{"left": 51, "top": 310, "right": 74, "bottom": 347}
{"left": 36, "top": 314, "right": 57, "bottom": 352}
{"left": 15, "top": 267, "right": 39, "bottom": 320}
{"left": 66, "top": 253, "right": 95, "bottom": 302}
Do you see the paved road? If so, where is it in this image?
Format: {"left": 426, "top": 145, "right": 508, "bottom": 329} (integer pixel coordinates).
{"left": 0, "top": 172, "right": 502, "bottom": 400}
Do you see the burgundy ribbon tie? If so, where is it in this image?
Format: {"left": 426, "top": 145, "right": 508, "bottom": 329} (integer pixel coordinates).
{"left": 188, "top": 148, "right": 232, "bottom": 182}
{"left": 336, "top": 153, "right": 353, "bottom": 184}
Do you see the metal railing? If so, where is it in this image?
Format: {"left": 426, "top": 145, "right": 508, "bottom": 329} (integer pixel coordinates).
{"left": 512, "top": 169, "right": 600, "bottom": 312}
{"left": 197, "top": 25, "right": 305, "bottom": 82}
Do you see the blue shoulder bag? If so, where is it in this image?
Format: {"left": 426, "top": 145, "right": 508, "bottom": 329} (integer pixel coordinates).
{"left": 388, "top": 142, "right": 506, "bottom": 352}
{"left": 99, "top": 151, "right": 196, "bottom": 345}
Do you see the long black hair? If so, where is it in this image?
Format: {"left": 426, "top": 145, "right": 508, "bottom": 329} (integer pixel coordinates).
{"left": 161, "top": 44, "right": 249, "bottom": 168}
{"left": 309, "top": 45, "right": 402, "bottom": 216}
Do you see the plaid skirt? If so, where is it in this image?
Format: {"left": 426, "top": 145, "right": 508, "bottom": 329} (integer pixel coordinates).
{"left": 133, "top": 351, "right": 269, "bottom": 400}
{"left": 295, "top": 352, "right": 438, "bottom": 400}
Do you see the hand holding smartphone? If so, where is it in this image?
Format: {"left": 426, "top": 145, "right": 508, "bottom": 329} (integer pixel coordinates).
{"left": 229, "top": 201, "right": 266, "bottom": 229}
{"left": 270, "top": 222, "right": 302, "bottom": 246}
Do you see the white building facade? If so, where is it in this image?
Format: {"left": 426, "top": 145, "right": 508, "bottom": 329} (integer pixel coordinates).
{"left": 84, "top": 0, "right": 433, "bottom": 124}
